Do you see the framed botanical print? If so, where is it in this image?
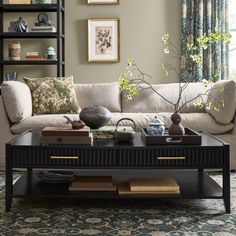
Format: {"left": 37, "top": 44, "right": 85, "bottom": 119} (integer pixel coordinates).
{"left": 88, "top": 18, "right": 120, "bottom": 63}
{"left": 87, "top": 0, "right": 119, "bottom": 5}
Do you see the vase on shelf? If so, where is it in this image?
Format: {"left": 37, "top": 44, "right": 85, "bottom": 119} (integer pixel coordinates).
{"left": 168, "top": 112, "right": 185, "bottom": 135}
{"left": 14, "top": 17, "right": 28, "bottom": 33}
{"left": 8, "top": 41, "right": 21, "bottom": 61}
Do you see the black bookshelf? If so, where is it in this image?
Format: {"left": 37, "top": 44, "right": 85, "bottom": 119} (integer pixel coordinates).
{"left": 0, "top": 0, "right": 65, "bottom": 87}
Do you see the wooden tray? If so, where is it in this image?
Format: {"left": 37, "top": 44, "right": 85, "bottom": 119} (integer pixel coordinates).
{"left": 142, "top": 128, "right": 201, "bottom": 145}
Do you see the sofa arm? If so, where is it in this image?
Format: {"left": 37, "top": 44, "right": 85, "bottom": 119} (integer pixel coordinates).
{"left": 0, "top": 96, "right": 16, "bottom": 170}
{"left": 231, "top": 115, "right": 236, "bottom": 135}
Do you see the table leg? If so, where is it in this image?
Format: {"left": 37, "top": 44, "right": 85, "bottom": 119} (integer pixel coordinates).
{"left": 27, "top": 168, "right": 32, "bottom": 184}
{"left": 5, "top": 145, "right": 13, "bottom": 212}
{"left": 223, "top": 147, "right": 230, "bottom": 213}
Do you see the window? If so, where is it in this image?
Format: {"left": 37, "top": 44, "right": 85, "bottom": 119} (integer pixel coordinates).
{"left": 229, "top": 0, "right": 236, "bottom": 80}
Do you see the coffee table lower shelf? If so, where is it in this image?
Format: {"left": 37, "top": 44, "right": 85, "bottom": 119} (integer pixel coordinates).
{"left": 13, "top": 171, "right": 223, "bottom": 200}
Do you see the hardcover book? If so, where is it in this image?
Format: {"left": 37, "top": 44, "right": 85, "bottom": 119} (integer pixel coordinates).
{"left": 118, "top": 182, "right": 180, "bottom": 195}
{"left": 41, "top": 126, "right": 90, "bottom": 137}
{"left": 40, "top": 133, "right": 93, "bottom": 145}
{"left": 69, "top": 176, "right": 116, "bottom": 191}
{"left": 129, "top": 178, "right": 180, "bottom": 192}
{"left": 9, "top": 0, "right": 31, "bottom": 3}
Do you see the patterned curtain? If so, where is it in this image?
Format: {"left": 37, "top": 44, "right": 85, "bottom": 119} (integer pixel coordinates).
{"left": 181, "top": 0, "right": 229, "bottom": 82}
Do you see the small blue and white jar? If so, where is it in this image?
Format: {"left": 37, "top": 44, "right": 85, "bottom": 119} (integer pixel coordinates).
{"left": 147, "top": 116, "right": 165, "bottom": 136}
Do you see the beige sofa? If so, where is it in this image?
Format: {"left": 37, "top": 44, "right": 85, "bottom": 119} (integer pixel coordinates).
{"left": 0, "top": 81, "right": 236, "bottom": 170}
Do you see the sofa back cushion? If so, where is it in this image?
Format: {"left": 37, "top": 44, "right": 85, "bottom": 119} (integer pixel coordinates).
{"left": 122, "top": 82, "right": 206, "bottom": 113}
{"left": 206, "top": 80, "right": 236, "bottom": 125}
{"left": 1, "top": 81, "right": 32, "bottom": 123}
{"left": 74, "top": 82, "right": 121, "bottom": 112}
{"left": 24, "top": 76, "right": 80, "bottom": 115}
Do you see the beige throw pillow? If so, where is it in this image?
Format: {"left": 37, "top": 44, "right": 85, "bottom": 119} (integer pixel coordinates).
{"left": 74, "top": 82, "right": 121, "bottom": 112}
{"left": 1, "top": 81, "right": 32, "bottom": 123}
{"left": 206, "top": 80, "right": 236, "bottom": 125}
{"left": 24, "top": 76, "right": 80, "bottom": 115}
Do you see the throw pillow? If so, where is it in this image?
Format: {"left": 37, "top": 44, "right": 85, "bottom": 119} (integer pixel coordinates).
{"left": 206, "top": 80, "right": 236, "bottom": 125}
{"left": 1, "top": 81, "right": 32, "bottom": 123}
{"left": 24, "top": 76, "right": 80, "bottom": 115}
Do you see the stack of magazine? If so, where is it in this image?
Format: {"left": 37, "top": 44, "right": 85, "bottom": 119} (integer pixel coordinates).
{"left": 118, "top": 178, "right": 180, "bottom": 195}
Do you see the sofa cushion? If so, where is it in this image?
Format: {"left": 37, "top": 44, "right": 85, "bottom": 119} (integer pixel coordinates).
{"left": 74, "top": 82, "right": 121, "bottom": 112}
{"left": 1, "top": 81, "right": 32, "bottom": 123}
{"left": 11, "top": 114, "right": 82, "bottom": 134}
{"left": 206, "top": 80, "right": 236, "bottom": 125}
{"left": 122, "top": 83, "right": 207, "bottom": 113}
{"left": 24, "top": 76, "right": 80, "bottom": 115}
{"left": 108, "top": 112, "right": 233, "bottom": 135}
{"left": 10, "top": 112, "right": 233, "bottom": 135}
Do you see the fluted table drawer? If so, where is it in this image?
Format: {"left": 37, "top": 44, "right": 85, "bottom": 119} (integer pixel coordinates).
{"left": 118, "top": 148, "right": 224, "bottom": 167}
{"left": 11, "top": 147, "right": 117, "bottom": 167}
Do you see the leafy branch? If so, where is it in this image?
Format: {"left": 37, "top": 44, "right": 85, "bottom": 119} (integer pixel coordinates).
{"left": 119, "top": 31, "right": 231, "bottom": 113}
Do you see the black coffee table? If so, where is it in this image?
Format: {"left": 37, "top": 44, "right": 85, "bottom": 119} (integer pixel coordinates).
{"left": 5, "top": 130, "right": 230, "bottom": 212}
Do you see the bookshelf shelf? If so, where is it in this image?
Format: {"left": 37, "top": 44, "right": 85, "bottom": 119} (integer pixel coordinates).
{"left": 0, "top": 0, "right": 65, "bottom": 89}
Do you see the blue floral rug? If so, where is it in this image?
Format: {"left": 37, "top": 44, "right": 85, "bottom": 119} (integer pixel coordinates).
{"left": 0, "top": 173, "right": 235, "bottom": 236}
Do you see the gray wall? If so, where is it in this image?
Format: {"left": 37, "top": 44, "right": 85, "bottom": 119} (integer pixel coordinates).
{"left": 4, "top": 0, "right": 182, "bottom": 84}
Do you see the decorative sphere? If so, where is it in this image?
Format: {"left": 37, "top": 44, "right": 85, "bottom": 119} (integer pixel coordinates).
{"left": 79, "top": 105, "right": 111, "bottom": 129}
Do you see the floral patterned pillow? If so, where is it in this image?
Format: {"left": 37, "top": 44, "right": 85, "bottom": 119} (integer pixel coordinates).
{"left": 24, "top": 76, "right": 80, "bottom": 115}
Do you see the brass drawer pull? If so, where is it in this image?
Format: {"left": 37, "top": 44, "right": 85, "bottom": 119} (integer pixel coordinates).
{"left": 157, "top": 156, "right": 186, "bottom": 160}
{"left": 50, "top": 156, "right": 79, "bottom": 160}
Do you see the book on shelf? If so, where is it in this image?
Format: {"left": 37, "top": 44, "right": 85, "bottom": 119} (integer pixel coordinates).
{"left": 40, "top": 133, "right": 93, "bottom": 145}
{"left": 118, "top": 182, "right": 180, "bottom": 195}
{"left": 9, "top": 0, "right": 31, "bottom": 3}
{"left": 41, "top": 126, "right": 90, "bottom": 137}
{"left": 25, "top": 55, "right": 44, "bottom": 60}
{"left": 31, "top": 26, "right": 57, "bottom": 32}
{"left": 129, "top": 178, "right": 180, "bottom": 192}
{"left": 69, "top": 176, "right": 116, "bottom": 191}
{"left": 26, "top": 52, "right": 39, "bottom": 57}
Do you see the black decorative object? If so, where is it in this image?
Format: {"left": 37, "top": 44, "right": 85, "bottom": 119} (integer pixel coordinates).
{"left": 63, "top": 116, "right": 85, "bottom": 130}
{"left": 113, "top": 118, "right": 136, "bottom": 143}
{"left": 35, "top": 13, "right": 53, "bottom": 26}
{"left": 168, "top": 112, "right": 185, "bottom": 135}
{"left": 79, "top": 105, "right": 111, "bottom": 129}
{"left": 14, "top": 17, "right": 28, "bottom": 33}
{"left": 37, "top": 170, "right": 74, "bottom": 184}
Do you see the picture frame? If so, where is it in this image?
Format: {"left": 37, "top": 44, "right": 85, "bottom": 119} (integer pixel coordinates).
{"left": 87, "top": 0, "right": 119, "bottom": 5}
{"left": 88, "top": 18, "right": 120, "bottom": 63}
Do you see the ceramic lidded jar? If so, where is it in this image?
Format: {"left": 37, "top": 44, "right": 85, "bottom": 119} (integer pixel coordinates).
{"left": 146, "top": 116, "right": 165, "bottom": 136}
{"left": 45, "top": 45, "right": 56, "bottom": 60}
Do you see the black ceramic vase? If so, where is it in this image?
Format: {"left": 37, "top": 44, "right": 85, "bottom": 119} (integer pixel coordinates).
{"left": 15, "top": 17, "right": 28, "bottom": 33}
{"left": 168, "top": 112, "right": 185, "bottom": 135}
{"left": 79, "top": 105, "right": 111, "bottom": 129}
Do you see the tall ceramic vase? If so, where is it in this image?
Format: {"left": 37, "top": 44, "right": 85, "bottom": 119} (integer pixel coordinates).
{"left": 168, "top": 112, "right": 185, "bottom": 135}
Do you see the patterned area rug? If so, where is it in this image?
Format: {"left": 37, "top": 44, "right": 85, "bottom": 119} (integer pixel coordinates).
{"left": 0, "top": 173, "right": 235, "bottom": 236}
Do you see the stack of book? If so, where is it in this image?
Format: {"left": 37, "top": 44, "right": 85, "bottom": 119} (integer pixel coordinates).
{"left": 40, "top": 126, "right": 92, "bottom": 145}
{"left": 92, "top": 125, "right": 134, "bottom": 139}
{"left": 118, "top": 178, "right": 180, "bottom": 195}
{"left": 25, "top": 52, "right": 43, "bottom": 60}
{"left": 9, "top": 0, "right": 31, "bottom": 4}
{"left": 69, "top": 176, "right": 116, "bottom": 191}
{"left": 31, "top": 26, "right": 56, "bottom": 32}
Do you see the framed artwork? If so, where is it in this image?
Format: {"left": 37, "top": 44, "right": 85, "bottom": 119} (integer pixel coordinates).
{"left": 88, "top": 18, "right": 120, "bottom": 63}
{"left": 87, "top": 0, "right": 119, "bottom": 5}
